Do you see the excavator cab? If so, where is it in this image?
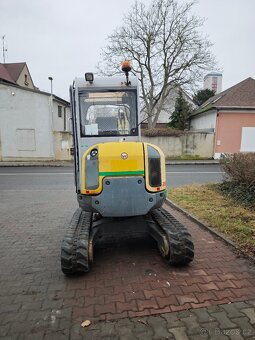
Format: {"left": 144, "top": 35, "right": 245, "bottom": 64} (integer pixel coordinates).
{"left": 61, "top": 62, "right": 194, "bottom": 275}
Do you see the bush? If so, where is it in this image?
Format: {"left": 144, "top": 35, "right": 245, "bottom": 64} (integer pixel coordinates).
{"left": 220, "top": 153, "right": 255, "bottom": 187}
{"left": 219, "top": 153, "right": 255, "bottom": 208}
{"left": 142, "top": 128, "right": 186, "bottom": 137}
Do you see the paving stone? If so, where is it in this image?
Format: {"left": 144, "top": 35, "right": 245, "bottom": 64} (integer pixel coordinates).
{"left": 135, "top": 332, "right": 153, "bottom": 339}
{"left": 210, "top": 334, "right": 229, "bottom": 340}
{"left": 146, "top": 316, "right": 171, "bottom": 339}
{"left": 0, "top": 335, "right": 19, "bottom": 340}
{"left": 161, "top": 312, "right": 185, "bottom": 328}
{"left": 156, "top": 295, "right": 178, "bottom": 308}
{"left": 231, "top": 317, "right": 255, "bottom": 337}
{"left": 118, "top": 326, "right": 137, "bottom": 340}
{"left": 248, "top": 300, "right": 255, "bottom": 308}
{"left": 0, "top": 323, "right": 10, "bottom": 337}
{"left": 98, "top": 322, "right": 116, "bottom": 337}
{"left": 206, "top": 305, "right": 224, "bottom": 313}
{"left": 228, "top": 329, "right": 245, "bottom": 340}
{"left": 210, "top": 311, "right": 238, "bottom": 329}
{"left": 177, "top": 310, "right": 194, "bottom": 318}
{"left": 190, "top": 335, "right": 209, "bottom": 340}
{"left": 115, "top": 318, "right": 135, "bottom": 329}
{"left": 44, "top": 329, "right": 69, "bottom": 340}
{"left": 58, "top": 317, "right": 72, "bottom": 331}
{"left": 176, "top": 293, "right": 198, "bottom": 305}
{"left": 231, "top": 301, "right": 251, "bottom": 309}
{"left": 27, "top": 310, "right": 51, "bottom": 322}
{"left": 133, "top": 318, "right": 152, "bottom": 335}
{"left": 78, "top": 329, "right": 102, "bottom": 340}
{"left": 69, "top": 324, "right": 84, "bottom": 339}
{"left": 18, "top": 331, "right": 45, "bottom": 340}
{"left": 181, "top": 315, "right": 202, "bottom": 335}
{"left": 137, "top": 298, "right": 158, "bottom": 311}
{"left": 116, "top": 300, "right": 137, "bottom": 314}
{"left": 20, "top": 301, "right": 42, "bottom": 311}
{"left": 3, "top": 311, "right": 28, "bottom": 325}
{"left": 168, "top": 326, "right": 189, "bottom": 340}
{"left": 0, "top": 303, "right": 21, "bottom": 314}
{"left": 198, "top": 321, "right": 220, "bottom": 338}
{"left": 192, "top": 307, "right": 215, "bottom": 323}
{"left": 171, "top": 303, "right": 191, "bottom": 312}
{"left": 6, "top": 321, "right": 37, "bottom": 336}
{"left": 241, "top": 308, "right": 255, "bottom": 325}
{"left": 221, "top": 303, "right": 245, "bottom": 318}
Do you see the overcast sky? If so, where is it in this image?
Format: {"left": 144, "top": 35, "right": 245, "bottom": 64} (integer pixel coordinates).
{"left": 0, "top": 0, "right": 254, "bottom": 100}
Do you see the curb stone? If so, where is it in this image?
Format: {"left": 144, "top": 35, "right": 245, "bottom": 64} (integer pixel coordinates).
{"left": 165, "top": 198, "right": 255, "bottom": 264}
{"left": 0, "top": 161, "right": 74, "bottom": 167}
{"left": 165, "top": 160, "right": 220, "bottom": 165}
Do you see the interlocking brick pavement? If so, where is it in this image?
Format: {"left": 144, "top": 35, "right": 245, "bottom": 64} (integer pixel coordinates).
{"left": 0, "top": 188, "right": 255, "bottom": 338}
{"left": 64, "top": 300, "right": 255, "bottom": 339}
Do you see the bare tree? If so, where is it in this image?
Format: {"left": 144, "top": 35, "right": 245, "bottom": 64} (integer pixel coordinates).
{"left": 98, "top": 0, "right": 215, "bottom": 128}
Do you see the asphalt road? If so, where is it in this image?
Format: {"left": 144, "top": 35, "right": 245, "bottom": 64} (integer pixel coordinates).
{"left": 0, "top": 164, "right": 224, "bottom": 190}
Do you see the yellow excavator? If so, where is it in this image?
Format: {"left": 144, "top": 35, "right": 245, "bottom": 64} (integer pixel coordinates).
{"left": 61, "top": 62, "right": 194, "bottom": 274}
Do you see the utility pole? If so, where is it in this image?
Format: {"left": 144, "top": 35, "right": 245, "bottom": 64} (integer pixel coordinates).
{"left": 2, "top": 35, "right": 7, "bottom": 63}
{"left": 48, "top": 76, "right": 55, "bottom": 159}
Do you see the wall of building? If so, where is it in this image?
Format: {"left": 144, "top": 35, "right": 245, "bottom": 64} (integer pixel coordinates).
{"left": 0, "top": 84, "right": 54, "bottom": 161}
{"left": 52, "top": 100, "right": 71, "bottom": 132}
{"left": 54, "top": 131, "right": 73, "bottom": 160}
{"left": 204, "top": 73, "right": 222, "bottom": 94}
{"left": 141, "top": 88, "right": 195, "bottom": 124}
{"left": 215, "top": 111, "right": 255, "bottom": 156}
{"left": 142, "top": 132, "right": 214, "bottom": 158}
{"left": 190, "top": 110, "right": 217, "bottom": 132}
{"left": 16, "top": 65, "right": 34, "bottom": 90}
{"left": 0, "top": 130, "right": 2, "bottom": 161}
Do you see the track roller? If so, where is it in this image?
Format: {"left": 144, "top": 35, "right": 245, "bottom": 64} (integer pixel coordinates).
{"left": 147, "top": 207, "right": 194, "bottom": 265}
{"left": 61, "top": 208, "right": 93, "bottom": 275}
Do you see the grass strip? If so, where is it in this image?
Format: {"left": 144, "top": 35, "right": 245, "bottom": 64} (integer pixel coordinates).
{"left": 168, "top": 183, "right": 255, "bottom": 258}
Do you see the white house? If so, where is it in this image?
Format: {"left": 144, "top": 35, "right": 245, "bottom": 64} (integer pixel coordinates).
{"left": 141, "top": 86, "right": 196, "bottom": 127}
{"left": 0, "top": 62, "right": 72, "bottom": 161}
{"left": 190, "top": 77, "right": 255, "bottom": 158}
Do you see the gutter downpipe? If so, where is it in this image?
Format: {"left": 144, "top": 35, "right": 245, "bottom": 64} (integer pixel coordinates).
{"left": 214, "top": 108, "right": 219, "bottom": 159}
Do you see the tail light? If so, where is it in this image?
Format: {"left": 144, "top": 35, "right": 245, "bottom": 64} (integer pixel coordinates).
{"left": 147, "top": 145, "right": 161, "bottom": 187}
{"left": 85, "top": 146, "right": 99, "bottom": 190}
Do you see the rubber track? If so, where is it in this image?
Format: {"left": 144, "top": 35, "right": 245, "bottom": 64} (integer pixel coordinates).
{"left": 151, "top": 207, "right": 194, "bottom": 265}
{"left": 61, "top": 208, "right": 93, "bottom": 275}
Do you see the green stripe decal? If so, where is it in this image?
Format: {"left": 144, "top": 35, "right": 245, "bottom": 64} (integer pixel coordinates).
{"left": 99, "top": 170, "right": 144, "bottom": 176}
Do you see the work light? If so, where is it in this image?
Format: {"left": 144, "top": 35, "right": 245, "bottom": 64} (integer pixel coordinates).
{"left": 85, "top": 73, "right": 94, "bottom": 83}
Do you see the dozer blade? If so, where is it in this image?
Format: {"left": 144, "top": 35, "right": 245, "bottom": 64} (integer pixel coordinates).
{"left": 147, "top": 207, "right": 194, "bottom": 265}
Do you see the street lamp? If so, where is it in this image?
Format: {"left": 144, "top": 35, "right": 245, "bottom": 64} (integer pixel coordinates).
{"left": 48, "top": 76, "right": 53, "bottom": 95}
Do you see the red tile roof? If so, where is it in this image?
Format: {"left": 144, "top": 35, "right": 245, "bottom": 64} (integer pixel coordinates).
{"left": 196, "top": 78, "right": 255, "bottom": 114}
{"left": 3, "top": 62, "right": 26, "bottom": 82}
{"left": 0, "top": 63, "right": 16, "bottom": 84}
{"left": 0, "top": 62, "right": 26, "bottom": 84}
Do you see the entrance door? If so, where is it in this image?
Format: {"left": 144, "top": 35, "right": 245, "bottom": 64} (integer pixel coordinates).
{"left": 240, "top": 127, "right": 255, "bottom": 151}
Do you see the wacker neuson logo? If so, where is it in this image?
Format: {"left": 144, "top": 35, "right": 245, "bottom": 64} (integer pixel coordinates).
{"left": 121, "top": 152, "right": 128, "bottom": 160}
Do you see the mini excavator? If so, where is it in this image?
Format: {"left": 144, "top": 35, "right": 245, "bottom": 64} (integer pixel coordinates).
{"left": 61, "top": 61, "right": 194, "bottom": 275}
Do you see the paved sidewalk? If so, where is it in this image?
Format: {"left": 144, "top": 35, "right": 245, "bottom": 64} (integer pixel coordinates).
{"left": 0, "top": 189, "right": 254, "bottom": 339}
{"left": 0, "top": 160, "right": 74, "bottom": 167}
{"left": 71, "top": 300, "right": 255, "bottom": 340}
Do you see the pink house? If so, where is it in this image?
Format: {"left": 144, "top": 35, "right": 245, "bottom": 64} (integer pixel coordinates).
{"left": 190, "top": 78, "right": 255, "bottom": 158}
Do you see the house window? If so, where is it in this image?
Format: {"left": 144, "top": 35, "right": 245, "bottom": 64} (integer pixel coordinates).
{"left": 64, "top": 107, "right": 67, "bottom": 131}
{"left": 24, "top": 74, "right": 29, "bottom": 86}
{"left": 58, "top": 105, "right": 62, "bottom": 118}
